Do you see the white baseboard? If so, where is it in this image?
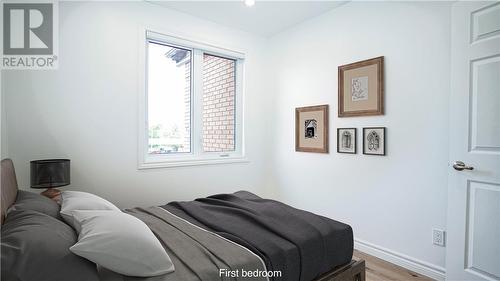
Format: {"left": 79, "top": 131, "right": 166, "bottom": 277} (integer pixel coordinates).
{"left": 354, "top": 238, "right": 446, "bottom": 281}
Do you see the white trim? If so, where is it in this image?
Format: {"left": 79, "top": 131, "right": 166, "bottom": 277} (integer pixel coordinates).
{"left": 354, "top": 238, "right": 446, "bottom": 281}
{"left": 138, "top": 28, "right": 246, "bottom": 169}
{"left": 138, "top": 157, "right": 249, "bottom": 169}
{"left": 138, "top": 28, "right": 148, "bottom": 169}
{"left": 147, "top": 30, "right": 245, "bottom": 60}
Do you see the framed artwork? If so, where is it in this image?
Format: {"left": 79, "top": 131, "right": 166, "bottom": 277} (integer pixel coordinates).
{"left": 338, "top": 56, "right": 384, "bottom": 117}
{"left": 295, "top": 105, "right": 329, "bottom": 153}
{"left": 337, "top": 128, "right": 356, "bottom": 154}
{"left": 363, "top": 127, "right": 386, "bottom": 156}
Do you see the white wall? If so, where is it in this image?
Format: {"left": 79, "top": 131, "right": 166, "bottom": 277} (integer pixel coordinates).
{"left": 2, "top": 1, "right": 453, "bottom": 278}
{"left": 267, "top": 1, "right": 451, "bottom": 274}
{"left": 2, "top": 1, "right": 273, "bottom": 208}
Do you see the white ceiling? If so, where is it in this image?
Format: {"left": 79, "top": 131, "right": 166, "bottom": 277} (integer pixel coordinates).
{"left": 150, "top": 1, "right": 347, "bottom": 37}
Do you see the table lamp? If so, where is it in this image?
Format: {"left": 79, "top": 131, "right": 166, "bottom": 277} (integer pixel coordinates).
{"left": 30, "top": 159, "right": 70, "bottom": 198}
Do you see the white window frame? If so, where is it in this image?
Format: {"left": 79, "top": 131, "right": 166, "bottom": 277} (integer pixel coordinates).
{"left": 138, "top": 30, "right": 246, "bottom": 169}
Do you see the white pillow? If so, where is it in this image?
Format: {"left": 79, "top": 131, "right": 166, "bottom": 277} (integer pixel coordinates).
{"left": 60, "top": 191, "right": 120, "bottom": 230}
{"left": 69, "top": 210, "right": 174, "bottom": 277}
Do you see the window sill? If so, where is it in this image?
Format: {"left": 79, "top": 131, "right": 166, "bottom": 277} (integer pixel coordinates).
{"left": 138, "top": 157, "right": 249, "bottom": 170}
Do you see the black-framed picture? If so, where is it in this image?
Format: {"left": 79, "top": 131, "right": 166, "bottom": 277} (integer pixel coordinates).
{"left": 363, "top": 127, "right": 386, "bottom": 155}
{"left": 337, "top": 128, "right": 356, "bottom": 154}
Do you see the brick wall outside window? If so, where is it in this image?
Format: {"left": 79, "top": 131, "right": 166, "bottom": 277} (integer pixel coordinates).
{"left": 202, "top": 54, "right": 235, "bottom": 152}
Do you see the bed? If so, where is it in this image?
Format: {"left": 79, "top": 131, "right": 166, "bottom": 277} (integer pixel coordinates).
{"left": 1, "top": 158, "right": 365, "bottom": 281}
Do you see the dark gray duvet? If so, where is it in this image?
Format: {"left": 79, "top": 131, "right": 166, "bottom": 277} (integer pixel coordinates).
{"left": 162, "top": 191, "right": 353, "bottom": 281}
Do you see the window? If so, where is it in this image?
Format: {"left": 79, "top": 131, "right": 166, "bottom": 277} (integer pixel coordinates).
{"left": 147, "top": 43, "right": 191, "bottom": 155}
{"left": 139, "top": 31, "right": 245, "bottom": 168}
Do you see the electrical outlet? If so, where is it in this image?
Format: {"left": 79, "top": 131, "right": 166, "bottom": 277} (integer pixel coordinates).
{"left": 433, "top": 229, "right": 445, "bottom": 247}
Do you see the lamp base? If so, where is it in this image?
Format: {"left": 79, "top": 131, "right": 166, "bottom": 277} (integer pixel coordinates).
{"left": 41, "top": 188, "right": 61, "bottom": 199}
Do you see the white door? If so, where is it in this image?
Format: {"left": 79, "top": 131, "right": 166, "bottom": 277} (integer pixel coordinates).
{"left": 446, "top": 1, "right": 500, "bottom": 281}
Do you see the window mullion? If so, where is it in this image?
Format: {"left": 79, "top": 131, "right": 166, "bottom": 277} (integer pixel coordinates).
{"left": 192, "top": 49, "right": 204, "bottom": 157}
{"left": 235, "top": 59, "right": 244, "bottom": 157}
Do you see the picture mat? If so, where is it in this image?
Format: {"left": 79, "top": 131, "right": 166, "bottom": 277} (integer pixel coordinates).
{"left": 299, "top": 111, "right": 325, "bottom": 149}
{"left": 343, "top": 64, "right": 379, "bottom": 112}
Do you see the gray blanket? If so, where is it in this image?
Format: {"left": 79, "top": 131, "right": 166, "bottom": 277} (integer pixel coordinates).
{"left": 99, "top": 207, "right": 268, "bottom": 281}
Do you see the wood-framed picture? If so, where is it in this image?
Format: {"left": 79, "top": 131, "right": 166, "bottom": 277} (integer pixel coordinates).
{"left": 295, "top": 105, "right": 329, "bottom": 153}
{"left": 338, "top": 56, "right": 384, "bottom": 117}
{"left": 363, "top": 127, "right": 386, "bottom": 156}
{"left": 337, "top": 128, "right": 356, "bottom": 154}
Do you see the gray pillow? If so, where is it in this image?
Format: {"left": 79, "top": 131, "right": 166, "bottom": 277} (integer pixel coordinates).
{"left": 9, "top": 190, "right": 61, "bottom": 220}
{"left": 1, "top": 209, "right": 99, "bottom": 281}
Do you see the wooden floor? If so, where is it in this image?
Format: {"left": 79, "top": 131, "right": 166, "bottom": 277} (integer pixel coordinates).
{"left": 353, "top": 250, "right": 435, "bottom": 281}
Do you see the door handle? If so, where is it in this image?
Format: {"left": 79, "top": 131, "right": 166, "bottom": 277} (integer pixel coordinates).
{"left": 453, "top": 161, "right": 474, "bottom": 171}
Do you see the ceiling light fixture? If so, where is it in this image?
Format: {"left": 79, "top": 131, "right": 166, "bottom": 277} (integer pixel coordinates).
{"left": 244, "top": 0, "right": 255, "bottom": 7}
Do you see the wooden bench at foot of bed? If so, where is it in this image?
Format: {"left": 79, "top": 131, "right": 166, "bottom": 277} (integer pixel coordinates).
{"left": 315, "top": 260, "right": 366, "bottom": 281}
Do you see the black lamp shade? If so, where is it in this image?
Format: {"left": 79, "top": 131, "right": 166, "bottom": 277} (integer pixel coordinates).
{"left": 30, "top": 159, "right": 70, "bottom": 189}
